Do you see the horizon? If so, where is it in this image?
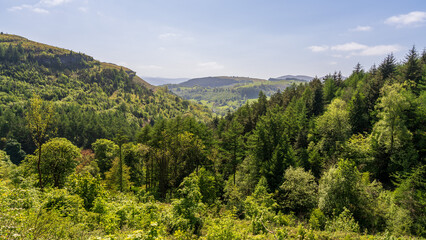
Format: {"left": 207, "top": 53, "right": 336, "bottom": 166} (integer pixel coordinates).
{"left": 1, "top": 0, "right": 425, "bottom": 85}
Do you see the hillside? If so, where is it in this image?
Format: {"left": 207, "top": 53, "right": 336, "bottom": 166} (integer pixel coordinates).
{"left": 269, "top": 74, "right": 314, "bottom": 81}
{"left": 167, "top": 76, "right": 306, "bottom": 115}
{"left": 0, "top": 33, "right": 212, "bottom": 152}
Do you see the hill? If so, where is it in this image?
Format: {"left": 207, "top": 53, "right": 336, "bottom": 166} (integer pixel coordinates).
{"left": 0, "top": 33, "right": 212, "bottom": 152}
{"left": 269, "top": 74, "right": 314, "bottom": 81}
{"left": 142, "top": 76, "right": 190, "bottom": 86}
{"left": 167, "top": 76, "right": 306, "bottom": 115}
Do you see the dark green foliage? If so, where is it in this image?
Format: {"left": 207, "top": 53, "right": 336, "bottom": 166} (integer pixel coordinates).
{"left": 4, "top": 139, "right": 26, "bottom": 165}
{"left": 393, "top": 165, "right": 426, "bottom": 237}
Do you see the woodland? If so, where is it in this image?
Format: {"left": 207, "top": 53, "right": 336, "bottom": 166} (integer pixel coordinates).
{"left": 0, "top": 33, "right": 425, "bottom": 239}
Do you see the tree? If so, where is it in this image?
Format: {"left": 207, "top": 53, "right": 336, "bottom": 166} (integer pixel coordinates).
{"left": 318, "top": 159, "right": 367, "bottom": 223}
{"left": 92, "top": 139, "right": 118, "bottom": 178}
{"left": 244, "top": 177, "right": 277, "bottom": 234}
{"left": 4, "top": 139, "right": 26, "bottom": 165}
{"left": 323, "top": 77, "right": 337, "bottom": 104}
{"left": 379, "top": 54, "right": 397, "bottom": 81}
{"left": 316, "top": 98, "right": 351, "bottom": 159}
{"left": 277, "top": 167, "right": 317, "bottom": 215}
{"left": 34, "top": 138, "right": 80, "bottom": 188}
{"left": 404, "top": 46, "right": 422, "bottom": 94}
{"left": 372, "top": 83, "right": 417, "bottom": 184}
{"left": 221, "top": 119, "right": 244, "bottom": 185}
{"left": 26, "top": 96, "right": 55, "bottom": 190}
{"left": 348, "top": 91, "right": 369, "bottom": 134}
{"left": 114, "top": 133, "right": 128, "bottom": 192}
{"left": 105, "top": 157, "right": 132, "bottom": 192}
{"left": 393, "top": 165, "right": 426, "bottom": 237}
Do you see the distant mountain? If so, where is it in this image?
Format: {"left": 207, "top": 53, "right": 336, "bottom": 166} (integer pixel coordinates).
{"left": 175, "top": 76, "right": 267, "bottom": 88}
{"left": 143, "top": 77, "right": 190, "bottom": 86}
{"left": 269, "top": 75, "right": 313, "bottom": 82}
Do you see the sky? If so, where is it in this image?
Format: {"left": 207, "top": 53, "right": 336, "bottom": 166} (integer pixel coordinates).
{"left": 1, "top": 0, "right": 426, "bottom": 84}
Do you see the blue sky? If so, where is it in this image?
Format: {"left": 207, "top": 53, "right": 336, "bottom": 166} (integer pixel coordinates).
{"left": 1, "top": 0, "right": 426, "bottom": 83}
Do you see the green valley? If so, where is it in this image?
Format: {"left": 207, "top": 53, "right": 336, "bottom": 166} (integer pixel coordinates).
{"left": 167, "top": 76, "right": 308, "bottom": 115}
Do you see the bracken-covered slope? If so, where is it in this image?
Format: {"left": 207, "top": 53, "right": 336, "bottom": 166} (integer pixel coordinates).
{"left": 0, "top": 33, "right": 212, "bottom": 151}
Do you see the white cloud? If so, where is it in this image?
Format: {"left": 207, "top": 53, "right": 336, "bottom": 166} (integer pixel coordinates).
{"left": 331, "top": 42, "right": 367, "bottom": 51}
{"left": 385, "top": 11, "right": 426, "bottom": 27}
{"left": 309, "top": 42, "right": 401, "bottom": 57}
{"left": 197, "top": 62, "right": 224, "bottom": 70}
{"left": 40, "top": 0, "right": 72, "bottom": 7}
{"left": 358, "top": 45, "right": 401, "bottom": 56}
{"left": 32, "top": 7, "right": 49, "bottom": 14}
{"left": 8, "top": 4, "right": 31, "bottom": 11}
{"left": 8, "top": 0, "right": 72, "bottom": 14}
{"left": 350, "top": 26, "right": 372, "bottom": 32}
{"left": 158, "top": 33, "right": 180, "bottom": 40}
{"left": 308, "top": 45, "right": 329, "bottom": 52}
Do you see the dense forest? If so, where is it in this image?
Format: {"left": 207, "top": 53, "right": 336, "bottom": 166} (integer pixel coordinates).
{"left": 0, "top": 34, "right": 425, "bottom": 239}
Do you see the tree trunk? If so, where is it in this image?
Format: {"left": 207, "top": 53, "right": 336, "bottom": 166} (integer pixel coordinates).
{"left": 37, "top": 143, "right": 43, "bottom": 191}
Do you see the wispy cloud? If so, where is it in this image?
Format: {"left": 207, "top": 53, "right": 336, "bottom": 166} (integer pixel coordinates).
{"left": 385, "top": 11, "right": 426, "bottom": 27}
{"left": 40, "top": 0, "right": 72, "bottom": 7}
{"left": 349, "top": 26, "right": 372, "bottom": 32}
{"left": 197, "top": 62, "right": 224, "bottom": 70}
{"left": 78, "top": 7, "right": 88, "bottom": 13}
{"left": 309, "top": 42, "right": 401, "bottom": 57}
{"left": 8, "top": 0, "right": 72, "bottom": 14}
{"left": 331, "top": 42, "right": 367, "bottom": 51}
{"left": 358, "top": 45, "right": 401, "bottom": 56}
{"left": 308, "top": 45, "right": 329, "bottom": 52}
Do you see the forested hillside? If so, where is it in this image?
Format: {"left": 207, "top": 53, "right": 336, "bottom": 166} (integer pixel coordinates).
{"left": 0, "top": 34, "right": 212, "bottom": 153}
{"left": 0, "top": 34, "right": 425, "bottom": 239}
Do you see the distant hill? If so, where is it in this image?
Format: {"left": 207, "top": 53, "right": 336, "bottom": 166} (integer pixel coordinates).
{"left": 143, "top": 77, "right": 190, "bottom": 86}
{"left": 269, "top": 75, "right": 313, "bottom": 82}
{"left": 176, "top": 76, "right": 266, "bottom": 88}
{"left": 167, "top": 76, "right": 306, "bottom": 115}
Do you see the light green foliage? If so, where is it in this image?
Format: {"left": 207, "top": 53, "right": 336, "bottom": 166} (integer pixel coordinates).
{"left": 204, "top": 210, "right": 240, "bottom": 240}
{"left": 25, "top": 95, "right": 55, "bottom": 189}
{"left": 325, "top": 207, "right": 360, "bottom": 233}
{"left": 23, "top": 138, "right": 80, "bottom": 188}
{"left": 316, "top": 98, "right": 351, "bottom": 158}
{"left": 309, "top": 208, "right": 326, "bottom": 230}
{"left": 343, "top": 134, "right": 373, "bottom": 170}
{"left": 372, "top": 83, "right": 417, "bottom": 174}
{"left": 66, "top": 172, "right": 105, "bottom": 210}
{"left": 244, "top": 177, "right": 277, "bottom": 234}
{"left": 172, "top": 171, "right": 205, "bottom": 234}
{"left": 42, "top": 138, "right": 81, "bottom": 188}
{"left": 318, "top": 159, "right": 368, "bottom": 224}
{"left": 278, "top": 166, "right": 317, "bottom": 215}
{"left": 105, "top": 157, "right": 132, "bottom": 192}
{"left": 43, "top": 188, "right": 84, "bottom": 219}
